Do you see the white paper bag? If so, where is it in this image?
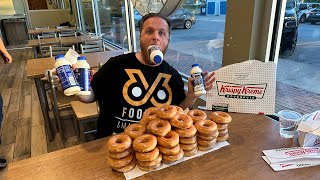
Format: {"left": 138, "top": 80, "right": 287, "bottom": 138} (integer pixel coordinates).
{"left": 64, "top": 48, "right": 80, "bottom": 65}
{"left": 298, "top": 111, "right": 320, "bottom": 147}
{"left": 206, "top": 60, "right": 276, "bottom": 115}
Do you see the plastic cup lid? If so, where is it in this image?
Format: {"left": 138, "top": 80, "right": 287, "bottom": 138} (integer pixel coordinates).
{"left": 77, "top": 56, "right": 87, "bottom": 60}
{"left": 278, "top": 110, "right": 302, "bottom": 121}
{"left": 154, "top": 55, "right": 162, "bottom": 64}
{"left": 192, "top": 63, "right": 199, "bottom": 67}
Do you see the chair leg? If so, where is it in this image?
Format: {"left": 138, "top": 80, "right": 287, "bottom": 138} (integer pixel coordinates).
{"left": 79, "top": 122, "right": 86, "bottom": 143}
{"left": 72, "top": 115, "right": 80, "bottom": 139}
{"left": 52, "top": 107, "right": 65, "bottom": 142}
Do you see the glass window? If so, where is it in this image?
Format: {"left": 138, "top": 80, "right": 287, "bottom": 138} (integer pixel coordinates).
{"left": 27, "top": 0, "right": 70, "bottom": 10}
{"left": 77, "top": 0, "right": 95, "bottom": 33}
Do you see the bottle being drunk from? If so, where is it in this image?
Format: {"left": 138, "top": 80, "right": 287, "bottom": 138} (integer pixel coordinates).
{"left": 148, "top": 45, "right": 163, "bottom": 65}
{"left": 54, "top": 54, "right": 80, "bottom": 96}
{"left": 190, "top": 64, "right": 206, "bottom": 96}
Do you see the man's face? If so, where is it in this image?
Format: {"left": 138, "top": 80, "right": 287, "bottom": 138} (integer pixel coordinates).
{"left": 140, "top": 17, "right": 170, "bottom": 65}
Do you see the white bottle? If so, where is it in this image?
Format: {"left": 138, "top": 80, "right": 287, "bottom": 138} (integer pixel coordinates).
{"left": 148, "top": 45, "right": 163, "bottom": 64}
{"left": 190, "top": 64, "right": 206, "bottom": 96}
{"left": 54, "top": 54, "right": 80, "bottom": 96}
{"left": 74, "top": 56, "right": 91, "bottom": 96}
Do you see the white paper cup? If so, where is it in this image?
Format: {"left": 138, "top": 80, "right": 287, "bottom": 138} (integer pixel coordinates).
{"left": 278, "top": 110, "right": 303, "bottom": 138}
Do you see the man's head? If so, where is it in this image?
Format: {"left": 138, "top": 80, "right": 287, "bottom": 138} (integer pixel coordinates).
{"left": 139, "top": 13, "right": 171, "bottom": 66}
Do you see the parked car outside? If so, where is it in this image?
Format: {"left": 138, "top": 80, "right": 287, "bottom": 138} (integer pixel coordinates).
{"left": 280, "top": 0, "right": 299, "bottom": 56}
{"left": 134, "top": 9, "right": 196, "bottom": 29}
{"left": 307, "top": 8, "right": 320, "bottom": 24}
{"left": 297, "top": 2, "right": 320, "bottom": 23}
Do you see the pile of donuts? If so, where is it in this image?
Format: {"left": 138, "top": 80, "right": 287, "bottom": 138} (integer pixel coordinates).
{"left": 106, "top": 105, "right": 232, "bottom": 172}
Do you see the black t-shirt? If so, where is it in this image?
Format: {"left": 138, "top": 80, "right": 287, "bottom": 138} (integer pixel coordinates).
{"left": 91, "top": 53, "right": 186, "bottom": 138}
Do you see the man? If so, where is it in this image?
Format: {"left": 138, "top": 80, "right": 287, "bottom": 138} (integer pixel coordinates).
{"left": 0, "top": 37, "right": 12, "bottom": 168}
{"left": 79, "top": 13, "right": 215, "bottom": 138}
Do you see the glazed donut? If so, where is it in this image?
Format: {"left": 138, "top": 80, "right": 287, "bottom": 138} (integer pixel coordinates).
{"left": 107, "top": 134, "right": 132, "bottom": 153}
{"left": 218, "top": 128, "right": 228, "bottom": 136}
{"left": 113, "top": 158, "right": 136, "bottom": 173}
{"left": 195, "top": 120, "right": 217, "bottom": 135}
{"left": 184, "top": 148, "right": 198, "bottom": 157}
{"left": 133, "top": 134, "right": 157, "bottom": 153}
{"left": 175, "top": 106, "right": 184, "bottom": 114}
{"left": 180, "top": 142, "right": 197, "bottom": 151}
{"left": 157, "top": 131, "right": 179, "bottom": 148}
{"left": 198, "top": 144, "right": 214, "bottom": 151}
{"left": 124, "top": 124, "right": 147, "bottom": 139}
{"left": 216, "top": 123, "right": 228, "bottom": 130}
{"left": 170, "top": 113, "right": 193, "bottom": 129}
{"left": 175, "top": 125, "right": 197, "bottom": 138}
{"left": 158, "top": 144, "right": 181, "bottom": 156}
{"left": 137, "top": 153, "right": 162, "bottom": 167}
{"left": 210, "top": 111, "right": 232, "bottom": 124}
{"left": 162, "top": 148, "right": 184, "bottom": 164}
{"left": 197, "top": 131, "right": 219, "bottom": 141}
{"left": 135, "top": 147, "right": 159, "bottom": 162}
{"left": 197, "top": 138, "right": 217, "bottom": 147}
{"left": 107, "top": 154, "right": 133, "bottom": 168}
{"left": 108, "top": 147, "right": 132, "bottom": 159}
{"left": 137, "top": 161, "right": 161, "bottom": 171}
{"left": 156, "top": 105, "right": 177, "bottom": 119}
{"left": 147, "top": 119, "right": 171, "bottom": 136}
{"left": 179, "top": 136, "right": 197, "bottom": 145}
{"left": 187, "top": 109, "right": 207, "bottom": 123}
{"left": 217, "top": 133, "right": 229, "bottom": 142}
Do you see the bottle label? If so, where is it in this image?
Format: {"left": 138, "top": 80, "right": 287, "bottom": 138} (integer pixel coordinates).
{"left": 74, "top": 68, "right": 90, "bottom": 92}
{"left": 191, "top": 72, "right": 206, "bottom": 92}
{"left": 56, "top": 65, "right": 78, "bottom": 91}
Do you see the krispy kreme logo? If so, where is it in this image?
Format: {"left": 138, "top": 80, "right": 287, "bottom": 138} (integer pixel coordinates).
{"left": 216, "top": 81, "right": 267, "bottom": 99}
{"left": 285, "top": 148, "right": 320, "bottom": 156}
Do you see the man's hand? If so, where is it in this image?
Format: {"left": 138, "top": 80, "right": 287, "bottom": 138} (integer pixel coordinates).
{"left": 187, "top": 71, "right": 216, "bottom": 98}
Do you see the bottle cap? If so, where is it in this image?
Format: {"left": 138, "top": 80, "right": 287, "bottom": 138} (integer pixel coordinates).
{"left": 55, "top": 54, "right": 64, "bottom": 60}
{"left": 153, "top": 55, "right": 162, "bottom": 64}
{"left": 192, "top": 63, "right": 199, "bottom": 67}
{"left": 77, "top": 56, "right": 87, "bottom": 60}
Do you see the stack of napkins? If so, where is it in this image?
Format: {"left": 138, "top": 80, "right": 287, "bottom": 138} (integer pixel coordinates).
{"left": 262, "top": 147, "right": 320, "bottom": 171}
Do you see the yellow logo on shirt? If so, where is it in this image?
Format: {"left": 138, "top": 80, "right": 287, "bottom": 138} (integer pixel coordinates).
{"left": 122, "top": 69, "right": 172, "bottom": 106}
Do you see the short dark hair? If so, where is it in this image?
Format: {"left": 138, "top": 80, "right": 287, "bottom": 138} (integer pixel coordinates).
{"left": 139, "top": 13, "right": 171, "bottom": 35}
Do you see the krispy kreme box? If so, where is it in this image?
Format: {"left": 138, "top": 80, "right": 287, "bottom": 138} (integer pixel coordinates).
{"left": 298, "top": 111, "right": 320, "bottom": 147}
{"left": 206, "top": 60, "right": 276, "bottom": 115}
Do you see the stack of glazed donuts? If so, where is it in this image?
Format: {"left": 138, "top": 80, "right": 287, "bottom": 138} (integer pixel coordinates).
{"left": 210, "top": 111, "right": 232, "bottom": 142}
{"left": 172, "top": 113, "right": 198, "bottom": 157}
{"left": 106, "top": 105, "right": 232, "bottom": 173}
{"left": 107, "top": 134, "right": 136, "bottom": 172}
{"left": 133, "top": 134, "right": 162, "bottom": 171}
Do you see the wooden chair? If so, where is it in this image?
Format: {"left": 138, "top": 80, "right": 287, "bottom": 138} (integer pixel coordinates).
{"left": 80, "top": 40, "right": 106, "bottom": 54}
{"left": 46, "top": 70, "right": 78, "bottom": 142}
{"left": 37, "top": 30, "right": 57, "bottom": 39}
{"left": 49, "top": 45, "right": 75, "bottom": 57}
{"left": 38, "top": 42, "right": 61, "bottom": 58}
{"left": 35, "top": 26, "right": 49, "bottom": 30}
{"left": 58, "top": 29, "right": 77, "bottom": 38}
{"left": 56, "top": 26, "right": 69, "bottom": 29}
{"left": 70, "top": 101, "right": 98, "bottom": 142}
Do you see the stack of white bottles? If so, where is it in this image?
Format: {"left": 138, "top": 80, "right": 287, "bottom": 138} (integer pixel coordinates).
{"left": 54, "top": 54, "right": 80, "bottom": 96}
{"left": 74, "top": 56, "right": 91, "bottom": 96}
{"left": 148, "top": 45, "right": 163, "bottom": 64}
{"left": 190, "top": 64, "right": 206, "bottom": 96}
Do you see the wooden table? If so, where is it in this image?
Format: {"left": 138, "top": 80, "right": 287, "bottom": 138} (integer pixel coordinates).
{"left": 26, "top": 50, "right": 124, "bottom": 141}
{"left": 6, "top": 113, "right": 319, "bottom": 179}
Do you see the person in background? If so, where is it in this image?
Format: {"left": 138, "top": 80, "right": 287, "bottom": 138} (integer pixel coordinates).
{"left": 79, "top": 13, "right": 215, "bottom": 138}
{"left": 0, "top": 37, "right": 12, "bottom": 168}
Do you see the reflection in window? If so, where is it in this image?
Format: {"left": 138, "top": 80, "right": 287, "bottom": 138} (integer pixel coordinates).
{"left": 27, "top": 0, "right": 70, "bottom": 10}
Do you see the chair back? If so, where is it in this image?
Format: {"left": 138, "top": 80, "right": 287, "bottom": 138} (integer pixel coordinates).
{"left": 35, "top": 26, "right": 49, "bottom": 30}
{"left": 39, "top": 42, "right": 61, "bottom": 58}
{"left": 80, "top": 40, "right": 106, "bottom": 54}
{"left": 58, "top": 29, "right": 77, "bottom": 37}
{"left": 50, "top": 45, "right": 75, "bottom": 57}
{"left": 56, "top": 26, "right": 69, "bottom": 29}
{"left": 38, "top": 30, "right": 57, "bottom": 39}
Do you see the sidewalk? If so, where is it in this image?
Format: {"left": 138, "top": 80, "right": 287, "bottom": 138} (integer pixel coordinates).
{"left": 165, "top": 48, "right": 320, "bottom": 115}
